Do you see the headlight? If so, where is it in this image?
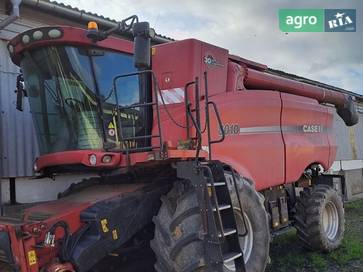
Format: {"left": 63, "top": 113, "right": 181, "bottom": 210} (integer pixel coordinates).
{"left": 89, "top": 154, "right": 97, "bottom": 166}
{"left": 102, "top": 155, "right": 112, "bottom": 163}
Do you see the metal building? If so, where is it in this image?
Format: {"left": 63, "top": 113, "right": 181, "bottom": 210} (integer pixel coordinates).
{"left": 0, "top": 0, "right": 362, "bottom": 205}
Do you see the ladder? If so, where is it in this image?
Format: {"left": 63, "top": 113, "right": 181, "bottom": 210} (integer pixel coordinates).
{"left": 179, "top": 70, "right": 247, "bottom": 271}
{"left": 177, "top": 160, "right": 246, "bottom": 272}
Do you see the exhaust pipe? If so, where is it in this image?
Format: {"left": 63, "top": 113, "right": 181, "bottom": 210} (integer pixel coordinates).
{"left": 0, "top": 0, "right": 22, "bottom": 30}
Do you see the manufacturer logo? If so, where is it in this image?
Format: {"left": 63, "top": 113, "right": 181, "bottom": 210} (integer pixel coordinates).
{"left": 203, "top": 55, "right": 224, "bottom": 67}
{"left": 279, "top": 9, "right": 356, "bottom": 32}
{"left": 325, "top": 9, "right": 356, "bottom": 32}
{"left": 302, "top": 124, "right": 323, "bottom": 133}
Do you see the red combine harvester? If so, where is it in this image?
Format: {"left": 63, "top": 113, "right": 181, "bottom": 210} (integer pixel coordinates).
{"left": 0, "top": 16, "right": 359, "bottom": 272}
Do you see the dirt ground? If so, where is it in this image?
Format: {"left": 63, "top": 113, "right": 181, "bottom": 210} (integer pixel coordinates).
{"left": 266, "top": 199, "right": 363, "bottom": 272}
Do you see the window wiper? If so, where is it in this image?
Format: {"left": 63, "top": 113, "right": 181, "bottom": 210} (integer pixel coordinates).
{"left": 24, "top": 51, "right": 61, "bottom": 106}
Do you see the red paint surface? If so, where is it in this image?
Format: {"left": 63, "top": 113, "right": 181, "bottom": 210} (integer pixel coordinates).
{"left": 281, "top": 93, "right": 331, "bottom": 182}
{"left": 36, "top": 150, "right": 122, "bottom": 170}
{"left": 209, "top": 91, "right": 285, "bottom": 190}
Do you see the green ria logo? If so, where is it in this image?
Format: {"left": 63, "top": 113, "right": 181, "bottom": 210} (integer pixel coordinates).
{"left": 279, "top": 9, "right": 356, "bottom": 32}
{"left": 279, "top": 9, "right": 324, "bottom": 32}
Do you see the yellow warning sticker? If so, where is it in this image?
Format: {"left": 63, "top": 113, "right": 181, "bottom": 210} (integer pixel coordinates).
{"left": 207, "top": 187, "right": 212, "bottom": 197}
{"left": 151, "top": 47, "right": 156, "bottom": 56}
{"left": 27, "top": 250, "right": 37, "bottom": 266}
{"left": 108, "top": 122, "right": 115, "bottom": 129}
{"left": 101, "top": 219, "right": 109, "bottom": 233}
{"left": 112, "top": 229, "right": 118, "bottom": 240}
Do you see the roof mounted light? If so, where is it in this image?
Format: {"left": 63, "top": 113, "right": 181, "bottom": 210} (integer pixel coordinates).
{"left": 33, "top": 30, "right": 44, "bottom": 40}
{"left": 88, "top": 21, "right": 98, "bottom": 30}
{"left": 86, "top": 15, "right": 139, "bottom": 42}
{"left": 48, "top": 29, "right": 62, "bottom": 39}
{"left": 87, "top": 21, "right": 102, "bottom": 42}
{"left": 8, "top": 44, "right": 14, "bottom": 54}
{"left": 22, "top": 34, "right": 30, "bottom": 44}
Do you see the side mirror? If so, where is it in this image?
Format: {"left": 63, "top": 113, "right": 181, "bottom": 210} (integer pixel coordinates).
{"left": 15, "top": 73, "right": 27, "bottom": 111}
{"left": 132, "top": 22, "right": 155, "bottom": 69}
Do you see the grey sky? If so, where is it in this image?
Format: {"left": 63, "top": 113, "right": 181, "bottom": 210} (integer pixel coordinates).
{"left": 61, "top": 0, "right": 362, "bottom": 94}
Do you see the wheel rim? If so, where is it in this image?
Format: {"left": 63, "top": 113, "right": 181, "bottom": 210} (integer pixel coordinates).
{"left": 224, "top": 209, "right": 253, "bottom": 270}
{"left": 322, "top": 201, "right": 339, "bottom": 240}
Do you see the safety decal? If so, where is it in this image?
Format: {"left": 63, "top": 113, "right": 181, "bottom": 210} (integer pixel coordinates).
{"left": 112, "top": 229, "right": 118, "bottom": 240}
{"left": 108, "top": 121, "right": 116, "bottom": 137}
{"left": 108, "top": 122, "right": 115, "bottom": 129}
{"left": 158, "top": 88, "right": 184, "bottom": 105}
{"left": 101, "top": 219, "right": 109, "bottom": 233}
{"left": 27, "top": 250, "right": 37, "bottom": 266}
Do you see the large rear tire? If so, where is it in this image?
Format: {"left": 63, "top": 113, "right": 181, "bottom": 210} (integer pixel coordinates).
{"left": 294, "top": 184, "right": 345, "bottom": 252}
{"left": 151, "top": 177, "right": 270, "bottom": 272}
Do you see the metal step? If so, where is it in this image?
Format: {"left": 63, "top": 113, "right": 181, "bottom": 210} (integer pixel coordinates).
{"left": 223, "top": 252, "right": 243, "bottom": 263}
{"left": 212, "top": 204, "right": 231, "bottom": 211}
{"left": 218, "top": 228, "right": 237, "bottom": 237}
{"left": 207, "top": 182, "right": 226, "bottom": 186}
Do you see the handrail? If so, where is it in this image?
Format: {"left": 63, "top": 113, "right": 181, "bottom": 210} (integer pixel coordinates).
{"left": 208, "top": 101, "right": 225, "bottom": 144}
{"left": 112, "top": 70, "right": 163, "bottom": 159}
{"left": 184, "top": 80, "right": 197, "bottom": 139}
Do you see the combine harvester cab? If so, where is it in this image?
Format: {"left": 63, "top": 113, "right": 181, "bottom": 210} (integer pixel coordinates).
{"left": 0, "top": 15, "right": 359, "bottom": 272}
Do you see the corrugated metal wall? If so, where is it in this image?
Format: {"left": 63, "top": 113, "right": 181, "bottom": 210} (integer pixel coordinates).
{"left": 0, "top": 13, "right": 42, "bottom": 177}
{"left": 334, "top": 104, "right": 363, "bottom": 160}
{"left": 0, "top": 40, "right": 39, "bottom": 177}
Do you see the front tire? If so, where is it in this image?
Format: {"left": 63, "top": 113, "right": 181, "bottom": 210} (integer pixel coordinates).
{"left": 227, "top": 175, "right": 270, "bottom": 272}
{"left": 151, "top": 176, "right": 270, "bottom": 272}
{"left": 151, "top": 180, "right": 204, "bottom": 272}
{"left": 294, "top": 184, "right": 345, "bottom": 252}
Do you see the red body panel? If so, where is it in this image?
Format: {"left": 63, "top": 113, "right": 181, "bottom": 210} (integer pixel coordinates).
{"left": 281, "top": 93, "right": 331, "bottom": 182}
{"left": 152, "top": 39, "right": 228, "bottom": 97}
{"left": 207, "top": 91, "right": 285, "bottom": 190}
{"left": 36, "top": 150, "right": 122, "bottom": 170}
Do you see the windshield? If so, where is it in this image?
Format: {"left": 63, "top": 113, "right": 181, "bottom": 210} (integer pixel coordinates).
{"left": 21, "top": 45, "right": 149, "bottom": 155}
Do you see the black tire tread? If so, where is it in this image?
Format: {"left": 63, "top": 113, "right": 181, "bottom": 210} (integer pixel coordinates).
{"left": 152, "top": 174, "right": 270, "bottom": 272}
{"left": 294, "top": 184, "right": 345, "bottom": 252}
{"left": 151, "top": 180, "right": 203, "bottom": 271}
